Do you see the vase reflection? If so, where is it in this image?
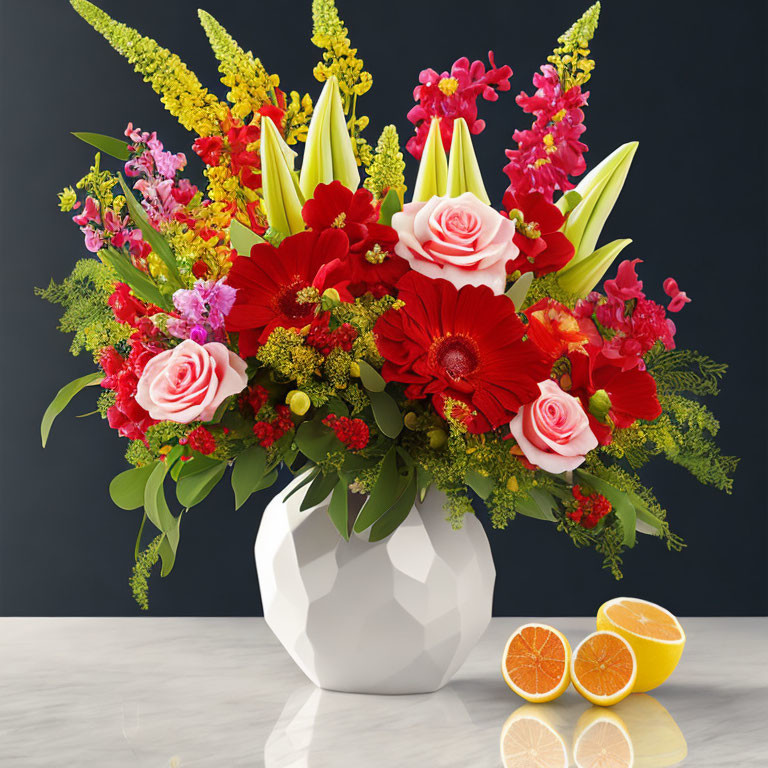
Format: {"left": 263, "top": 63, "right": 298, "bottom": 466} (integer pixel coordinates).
{"left": 500, "top": 694, "right": 687, "bottom": 768}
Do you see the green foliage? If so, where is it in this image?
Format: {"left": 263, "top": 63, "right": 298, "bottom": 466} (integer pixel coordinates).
{"left": 36, "top": 258, "right": 131, "bottom": 360}
{"left": 130, "top": 534, "right": 162, "bottom": 610}
{"left": 524, "top": 272, "right": 579, "bottom": 310}
{"left": 644, "top": 345, "right": 728, "bottom": 396}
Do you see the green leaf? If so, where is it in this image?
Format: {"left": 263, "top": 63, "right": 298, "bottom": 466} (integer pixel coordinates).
{"left": 465, "top": 469, "right": 494, "bottom": 500}
{"left": 41, "top": 371, "right": 103, "bottom": 447}
{"left": 575, "top": 470, "right": 637, "bottom": 547}
{"left": 327, "top": 477, "right": 350, "bottom": 540}
{"left": 254, "top": 469, "right": 278, "bottom": 492}
{"left": 555, "top": 189, "right": 582, "bottom": 214}
{"left": 283, "top": 468, "right": 319, "bottom": 502}
{"left": 516, "top": 488, "right": 558, "bottom": 521}
{"left": 445, "top": 117, "right": 490, "bottom": 204}
{"left": 356, "top": 359, "right": 386, "bottom": 392}
{"left": 368, "top": 390, "right": 403, "bottom": 438}
{"left": 300, "top": 470, "right": 338, "bottom": 511}
{"left": 369, "top": 471, "right": 417, "bottom": 542}
{"left": 412, "top": 118, "right": 448, "bottom": 202}
{"left": 231, "top": 445, "right": 267, "bottom": 510}
{"left": 109, "top": 464, "right": 156, "bottom": 510}
{"left": 118, "top": 175, "right": 183, "bottom": 289}
{"left": 72, "top": 132, "right": 131, "bottom": 161}
{"left": 176, "top": 455, "right": 228, "bottom": 508}
{"left": 378, "top": 187, "right": 402, "bottom": 226}
{"left": 505, "top": 271, "right": 534, "bottom": 310}
{"left": 158, "top": 513, "right": 183, "bottom": 577}
{"left": 203, "top": 395, "right": 232, "bottom": 425}
{"left": 416, "top": 466, "right": 433, "bottom": 503}
{"left": 627, "top": 491, "right": 664, "bottom": 537}
{"left": 353, "top": 448, "right": 399, "bottom": 533}
{"left": 229, "top": 218, "right": 266, "bottom": 257}
{"left": 101, "top": 246, "right": 171, "bottom": 310}
{"left": 295, "top": 417, "right": 337, "bottom": 462}
{"left": 557, "top": 238, "right": 633, "bottom": 298}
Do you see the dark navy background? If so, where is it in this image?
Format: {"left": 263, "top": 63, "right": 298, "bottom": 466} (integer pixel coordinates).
{"left": 1, "top": 0, "right": 765, "bottom": 616}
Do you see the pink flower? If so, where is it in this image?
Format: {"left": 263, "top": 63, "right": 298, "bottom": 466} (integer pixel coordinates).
{"left": 509, "top": 379, "right": 598, "bottom": 473}
{"left": 406, "top": 52, "right": 512, "bottom": 159}
{"left": 391, "top": 192, "right": 518, "bottom": 294}
{"left": 605, "top": 259, "right": 644, "bottom": 302}
{"left": 135, "top": 339, "right": 248, "bottom": 424}
{"left": 663, "top": 277, "right": 691, "bottom": 313}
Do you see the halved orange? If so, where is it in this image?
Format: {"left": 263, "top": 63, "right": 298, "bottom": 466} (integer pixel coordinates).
{"left": 597, "top": 597, "right": 685, "bottom": 692}
{"left": 502, "top": 623, "right": 572, "bottom": 703}
{"left": 571, "top": 630, "right": 637, "bottom": 706}
{"left": 573, "top": 707, "right": 634, "bottom": 768}
{"left": 500, "top": 707, "right": 569, "bottom": 768}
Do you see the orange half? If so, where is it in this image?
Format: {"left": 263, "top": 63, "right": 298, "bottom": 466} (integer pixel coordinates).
{"left": 502, "top": 623, "right": 571, "bottom": 703}
{"left": 571, "top": 630, "right": 637, "bottom": 706}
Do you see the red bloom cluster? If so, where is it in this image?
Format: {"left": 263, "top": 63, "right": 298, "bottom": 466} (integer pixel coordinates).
{"left": 504, "top": 65, "right": 589, "bottom": 200}
{"left": 575, "top": 259, "right": 685, "bottom": 371}
{"left": 304, "top": 182, "right": 408, "bottom": 298}
{"left": 243, "top": 383, "right": 270, "bottom": 416}
{"left": 253, "top": 405, "right": 294, "bottom": 448}
{"left": 100, "top": 341, "right": 159, "bottom": 442}
{"left": 180, "top": 426, "right": 216, "bottom": 455}
{"left": 322, "top": 414, "right": 370, "bottom": 451}
{"left": 569, "top": 485, "right": 612, "bottom": 529}
{"left": 108, "top": 283, "right": 163, "bottom": 335}
{"left": 406, "top": 53, "right": 512, "bottom": 159}
{"left": 375, "top": 272, "right": 550, "bottom": 433}
{"left": 524, "top": 298, "right": 600, "bottom": 359}
{"left": 305, "top": 315, "right": 357, "bottom": 356}
{"left": 503, "top": 191, "right": 575, "bottom": 277}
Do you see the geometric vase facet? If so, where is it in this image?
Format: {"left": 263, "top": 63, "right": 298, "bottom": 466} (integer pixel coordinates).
{"left": 255, "top": 476, "right": 496, "bottom": 694}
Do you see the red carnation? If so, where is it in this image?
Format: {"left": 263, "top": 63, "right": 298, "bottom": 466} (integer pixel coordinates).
{"left": 567, "top": 349, "right": 662, "bottom": 445}
{"left": 524, "top": 298, "right": 600, "bottom": 359}
{"left": 375, "top": 272, "right": 550, "bottom": 433}
{"left": 253, "top": 405, "right": 294, "bottom": 448}
{"left": 323, "top": 413, "right": 370, "bottom": 451}
{"left": 183, "top": 425, "right": 216, "bottom": 455}
{"left": 569, "top": 485, "right": 612, "bottom": 529}
{"left": 224, "top": 229, "right": 349, "bottom": 356}
{"left": 503, "top": 191, "right": 575, "bottom": 276}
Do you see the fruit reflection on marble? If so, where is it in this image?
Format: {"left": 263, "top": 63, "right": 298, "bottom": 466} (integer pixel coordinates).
{"left": 573, "top": 708, "right": 634, "bottom": 768}
{"left": 255, "top": 477, "right": 495, "bottom": 694}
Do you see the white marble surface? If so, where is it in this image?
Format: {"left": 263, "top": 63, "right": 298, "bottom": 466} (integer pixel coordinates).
{"left": 0, "top": 617, "right": 765, "bottom": 766}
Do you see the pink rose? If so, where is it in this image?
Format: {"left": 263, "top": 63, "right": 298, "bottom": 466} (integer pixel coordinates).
{"left": 509, "top": 379, "right": 597, "bottom": 473}
{"left": 391, "top": 192, "right": 518, "bottom": 294}
{"left": 136, "top": 339, "right": 248, "bottom": 424}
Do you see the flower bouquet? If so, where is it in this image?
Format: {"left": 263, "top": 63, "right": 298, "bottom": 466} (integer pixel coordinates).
{"left": 41, "top": 0, "right": 735, "bottom": 689}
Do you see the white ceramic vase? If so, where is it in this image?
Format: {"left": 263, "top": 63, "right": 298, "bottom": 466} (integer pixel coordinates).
{"left": 255, "top": 475, "right": 496, "bottom": 694}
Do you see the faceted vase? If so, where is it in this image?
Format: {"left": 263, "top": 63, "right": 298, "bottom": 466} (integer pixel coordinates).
{"left": 255, "top": 475, "right": 496, "bottom": 694}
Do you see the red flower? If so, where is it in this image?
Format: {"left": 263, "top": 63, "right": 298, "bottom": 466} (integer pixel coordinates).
{"left": 663, "top": 277, "right": 691, "bottom": 313}
{"left": 406, "top": 52, "right": 512, "bottom": 159}
{"left": 605, "top": 259, "right": 644, "bottom": 302}
{"left": 182, "top": 426, "right": 216, "bottom": 455}
{"left": 323, "top": 413, "right": 370, "bottom": 451}
{"left": 525, "top": 298, "right": 600, "bottom": 358}
{"left": 305, "top": 314, "right": 357, "bottom": 356}
{"left": 503, "top": 65, "right": 589, "bottom": 200}
{"left": 100, "top": 338, "right": 160, "bottom": 441}
{"left": 569, "top": 485, "right": 612, "bottom": 529}
{"left": 253, "top": 405, "right": 294, "bottom": 448}
{"left": 567, "top": 350, "right": 662, "bottom": 444}
{"left": 302, "top": 182, "right": 378, "bottom": 248}
{"left": 108, "top": 283, "right": 162, "bottom": 329}
{"left": 192, "top": 136, "right": 223, "bottom": 166}
{"left": 225, "top": 229, "right": 348, "bottom": 356}
{"left": 503, "top": 191, "right": 575, "bottom": 276}
{"left": 375, "top": 272, "right": 550, "bottom": 433}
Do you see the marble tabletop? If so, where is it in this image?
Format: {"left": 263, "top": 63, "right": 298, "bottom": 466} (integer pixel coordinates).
{"left": 0, "top": 617, "right": 765, "bottom": 767}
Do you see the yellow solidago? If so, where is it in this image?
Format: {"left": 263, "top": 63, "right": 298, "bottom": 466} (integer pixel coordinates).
{"left": 198, "top": 10, "right": 281, "bottom": 121}
{"left": 548, "top": 1, "right": 601, "bottom": 90}
{"left": 283, "top": 91, "right": 314, "bottom": 145}
{"left": 76, "top": 153, "right": 117, "bottom": 205}
{"left": 58, "top": 186, "right": 78, "bottom": 212}
{"left": 71, "top": 0, "right": 227, "bottom": 136}
{"left": 364, "top": 125, "right": 406, "bottom": 202}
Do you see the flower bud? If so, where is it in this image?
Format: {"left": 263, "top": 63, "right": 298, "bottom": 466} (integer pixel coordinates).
{"left": 412, "top": 117, "right": 448, "bottom": 202}
{"left": 349, "top": 361, "right": 361, "bottom": 378}
{"left": 427, "top": 428, "right": 448, "bottom": 449}
{"left": 286, "top": 390, "right": 311, "bottom": 416}
{"left": 588, "top": 388, "right": 612, "bottom": 423}
{"left": 403, "top": 412, "right": 419, "bottom": 430}
{"left": 446, "top": 118, "right": 490, "bottom": 204}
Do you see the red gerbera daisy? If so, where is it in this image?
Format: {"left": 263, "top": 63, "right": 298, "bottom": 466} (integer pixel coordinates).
{"left": 375, "top": 272, "right": 550, "bottom": 433}
{"left": 503, "top": 191, "right": 575, "bottom": 276}
{"left": 224, "top": 229, "right": 348, "bottom": 356}
{"left": 567, "top": 349, "right": 662, "bottom": 444}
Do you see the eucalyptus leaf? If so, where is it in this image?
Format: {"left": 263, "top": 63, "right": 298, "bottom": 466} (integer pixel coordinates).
{"left": 516, "top": 489, "right": 557, "bottom": 521}
{"left": 627, "top": 491, "right": 664, "bottom": 536}
{"left": 283, "top": 468, "right": 319, "bottom": 502}
{"left": 327, "top": 477, "right": 350, "bottom": 540}
{"left": 416, "top": 466, "right": 433, "bottom": 503}
{"left": 229, "top": 218, "right": 266, "bottom": 257}
{"left": 41, "top": 371, "right": 103, "bottom": 447}
{"left": 378, "top": 187, "right": 402, "bottom": 226}
{"left": 356, "top": 359, "right": 386, "bottom": 392}
{"left": 231, "top": 445, "right": 267, "bottom": 510}
{"left": 353, "top": 448, "right": 399, "bottom": 533}
{"left": 109, "top": 464, "right": 156, "bottom": 510}
{"left": 295, "top": 417, "right": 337, "bottom": 462}
{"left": 300, "top": 471, "right": 338, "bottom": 511}
{"left": 143, "top": 461, "right": 175, "bottom": 533}
{"left": 72, "top": 131, "right": 131, "bottom": 161}
{"left": 118, "top": 175, "right": 183, "bottom": 289}
{"left": 368, "top": 390, "right": 403, "bottom": 438}
{"left": 465, "top": 469, "right": 494, "bottom": 500}
{"left": 369, "top": 472, "right": 417, "bottom": 542}
{"left": 176, "top": 456, "right": 228, "bottom": 508}
{"left": 158, "top": 511, "right": 183, "bottom": 577}
{"left": 254, "top": 469, "right": 278, "bottom": 492}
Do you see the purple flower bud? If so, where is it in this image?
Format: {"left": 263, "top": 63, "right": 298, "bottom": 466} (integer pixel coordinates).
{"left": 190, "top": 325, "right": 208, "bottom": 345}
